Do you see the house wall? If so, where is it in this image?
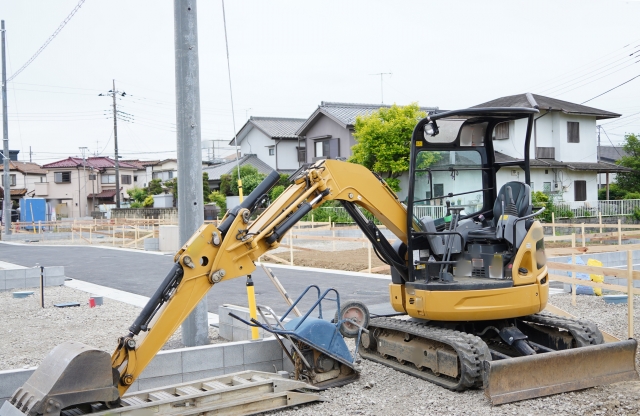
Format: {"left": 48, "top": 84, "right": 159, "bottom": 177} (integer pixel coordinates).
{"left": 496, "top": 114, "right": 598, "bottom": 163}
{"left": 303, "top": 114, "right": 355, "bottom": 163}
{"left": 239, "top": 128, "right": 272, "bottom": 167}
{"left": 496, "top": 167, "right": 597, "bottom": 203}
{"left": 275, "top": 140, "right": 299, "bottom": 170}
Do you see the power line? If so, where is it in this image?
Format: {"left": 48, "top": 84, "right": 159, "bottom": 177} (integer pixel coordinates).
{"left": 6, "top": 0, "right": 87, "bottom": 82}
{"left": 581, "top": 74, "right": 640, "bottom": 104}
{"left": 221, "top": 0, "right": 241, "bottom": 180}
{"left": 599, "top": 126, "right": 623, "bottom": 157}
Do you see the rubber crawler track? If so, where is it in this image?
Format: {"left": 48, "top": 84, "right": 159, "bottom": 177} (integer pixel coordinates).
{"left": 521, "top": 312, "right": 605, "bottom": 346}
{"left": 360, "top": 317, "right": 491, "bottom": 391}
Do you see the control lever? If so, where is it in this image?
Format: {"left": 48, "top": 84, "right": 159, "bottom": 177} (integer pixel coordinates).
{"left": 445, "top": 199, "right": 451, "bottom": 218}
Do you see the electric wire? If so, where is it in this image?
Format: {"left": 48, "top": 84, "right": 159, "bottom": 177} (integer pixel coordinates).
{"left": 6, "top": 0, "right": 87, "bottom": 82}
{"left": 222, "top": 0, "right": 241, "bottom": 181}
{"left": 581, "top": 74, "right": 640, "bottom": 104}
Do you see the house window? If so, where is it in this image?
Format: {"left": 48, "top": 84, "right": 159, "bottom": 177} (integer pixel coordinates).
{"left": 10, "top": 174, "right": 16, "bottom": 186}
{"left": 169, "top": 171, "right": 174, "bottom": 179}
{"left": 101, "top": 174, "right": 116, "bottom": 184}
{"left": 433, "top": 184, "right": 444, "bottom": 198}
{"left": 574, "top": 180, "right": 587, "bottom": 201}
{"left": 530, "top": 182, "right": 534, "bottom": 192}
{"left": 543, "top": 182, "right": 552, "bottom": 193}
{"left": 493, "top": 122, "right": 509, "bottom": 140}
{"left": 268, "top": 147, "right": 275, "bottom": 156}
{"left": 121, "top": 175, "right": 132, "bottom": 185}
{"left": 134, "top": 176, "right": 138, "bottom": 182}
{"left": 297, "top": 147, "right": 306, "bottom": 162}
{"left": 54, "top": 171, "right": 71, "bottom": 183}
{"left": 313, "top": 138, "right": 339, "bottom": 160}
{"left": 567, "top": 122, "right": 580, "bottom": 143}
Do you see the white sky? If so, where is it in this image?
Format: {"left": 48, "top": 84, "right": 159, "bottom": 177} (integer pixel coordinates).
{"left": 1, "top": 0, "right": 640, "bottom": 164}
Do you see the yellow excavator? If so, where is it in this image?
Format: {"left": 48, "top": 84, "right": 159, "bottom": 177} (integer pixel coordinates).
{"left": 2, "top": 107, "right": 638, "bottom": 415}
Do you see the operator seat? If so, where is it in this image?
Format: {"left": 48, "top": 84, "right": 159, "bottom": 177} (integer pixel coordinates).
{"left": 467, "top": 181, "right": 532, "bottom": 241}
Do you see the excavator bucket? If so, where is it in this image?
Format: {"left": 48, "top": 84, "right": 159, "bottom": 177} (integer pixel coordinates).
{"left": 0, "top": 341, "right": 119, "bottom": 416}
{"left": 483, "top": 338, "right": 638, "bottom": 405}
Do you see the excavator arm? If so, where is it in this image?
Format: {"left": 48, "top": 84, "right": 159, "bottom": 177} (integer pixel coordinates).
{"left": 110, "top": 159, "right": 409, "bottom": 394}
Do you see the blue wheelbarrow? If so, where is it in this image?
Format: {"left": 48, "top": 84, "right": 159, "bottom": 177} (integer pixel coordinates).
{"left": 229, "top": 285, "right": 370, "bottom": 389}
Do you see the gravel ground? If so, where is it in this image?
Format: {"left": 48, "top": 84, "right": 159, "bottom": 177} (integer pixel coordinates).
{"left": 267, "top": 294, "right": 640, "bottom": 416}
{"left": 0, "top": 285, "right": 222, "bottom": 371}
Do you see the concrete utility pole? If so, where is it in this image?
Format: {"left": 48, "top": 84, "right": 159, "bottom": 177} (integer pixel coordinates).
{"left": 112, "top": 79, "right": 121, "bottom": 208}
{"left": 1, "top": 20, "right": 11, "bottom": 236}
{"left": 79, "top": 146, "right": 88, "bottom": 217}
{"left": 174, "top": 0, "right": 207, "bottom": 347}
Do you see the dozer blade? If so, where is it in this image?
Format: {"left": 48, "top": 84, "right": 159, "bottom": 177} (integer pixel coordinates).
{"left": 484, "top": 338, "right": 639, "bottom": 405}
{"left": 0, "top": 341, "right": 119, "bottom": 416}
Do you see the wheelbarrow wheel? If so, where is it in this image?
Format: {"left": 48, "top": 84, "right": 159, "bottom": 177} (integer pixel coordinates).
{"left": 335, "top": 300, "right": 370, "bottom": 338}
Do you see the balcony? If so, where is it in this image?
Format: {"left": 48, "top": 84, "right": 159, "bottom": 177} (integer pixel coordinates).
{"left": 34, "top": 182, "right": 48, "bottom": 196}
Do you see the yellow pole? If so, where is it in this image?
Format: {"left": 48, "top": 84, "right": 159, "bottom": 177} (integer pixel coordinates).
{"left": 628, "top": 250, "right": 634, "bottom": 339}
{"left": 238, "top": 178, "right": 243, "bottom": 203}
{"left": 246, "top": 275, "right": 260, "bottom": 340}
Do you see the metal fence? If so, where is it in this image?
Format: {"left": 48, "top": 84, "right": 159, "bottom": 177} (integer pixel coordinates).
{"left": 554, "top": 199, "right": 640, "bottom": 219}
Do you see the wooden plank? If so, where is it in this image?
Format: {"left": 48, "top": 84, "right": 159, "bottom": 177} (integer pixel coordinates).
{"left": 261, "top": 264, "right": 302, "bottom": 317}
{"left": 548, "top": 273, "right": 640, "bottom": 295}
{"left": 547, "top": 261, "right": 640, "bottom": 281}
{"left": 545, "top": 243, "right": 640, "bottom": 256}
{"left": 358, "top": 265, "right": 391, "bottom": 273}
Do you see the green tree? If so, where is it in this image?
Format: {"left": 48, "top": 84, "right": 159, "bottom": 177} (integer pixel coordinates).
{"left": 615, "top": 133, "right": 640, "bottom": 192}
{"left": 147, "top": 179, "right": 164, "bottom": 195}
{"left": 219, "top": 165, "right": 266, "bottom": 196}
{"left": 127, "top": 187, "right": 148, "bottom": 206}
{"left": 164, "top": 178, "right": 177, "bottom": 204}
{"left": 349, "top": 103, "right": 428, "bottom": 192}
{"left": 209, "top": 191, "right": 227, "bottom": 212}
{"left": 142, "top": 195, "right": 155, "bottom": 207}
{"left": 270, "top": 185, "right": 285, "bottom": 201}
{"left": 203, "top": 172, "right": 211, "bottom": 202}
{"left": 598, "top": 183, "right": 628, "bottom": 200}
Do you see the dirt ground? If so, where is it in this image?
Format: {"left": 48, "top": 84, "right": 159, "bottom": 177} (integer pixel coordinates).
{"left": 268, "top": 247, "right": 388, "bottom": 273}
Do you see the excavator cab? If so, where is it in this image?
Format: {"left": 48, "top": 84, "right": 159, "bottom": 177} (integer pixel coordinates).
{"left": 386, "top": 108, "right": 549, "bottom": 321}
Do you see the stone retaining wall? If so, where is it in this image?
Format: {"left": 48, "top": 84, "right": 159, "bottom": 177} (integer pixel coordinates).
{"left": 0, "top": 266, "right": 65, "bottom": 291}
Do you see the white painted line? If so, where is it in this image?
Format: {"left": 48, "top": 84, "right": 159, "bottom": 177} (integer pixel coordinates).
{"left": 0, "top": 241, "right": 172, "bottom": 256}
{"left": 0, "top": 260, "right": 27, "bottom": 269}
{"left": 65, "top": 278, "right": 219, "bottom": 325}
{"left": 257, "top": 262, "right": 392, "bottom": 280}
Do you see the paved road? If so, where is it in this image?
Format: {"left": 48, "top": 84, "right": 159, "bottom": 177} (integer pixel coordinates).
{"left": 0, "top": 243, "right": 393, "bottom": 315}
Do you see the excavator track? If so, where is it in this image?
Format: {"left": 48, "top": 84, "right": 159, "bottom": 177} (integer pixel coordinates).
{"left": 520, "top": 312, "right": 604, "bottom": 347}
{"left": 359, "top": 317, "right": 491, "bottom": 391}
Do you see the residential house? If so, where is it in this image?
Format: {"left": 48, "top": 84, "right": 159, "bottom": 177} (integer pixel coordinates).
{"left": 42, "top": 157, "right": 138, "bottom": 218}
{"left": 230, "top": 117, "right": 306, "bottom": 174}
{"left": 295, "top": 102, "right": 439, "bottom": 166}
{"left": 203, "top": 154, "right": 275, "bottom": 192}
{"left": 597, "top": 146, "right": 629, "bottom": 187}
{"left": 0, "top": 161, "right": 48, "bottom": 206}
{"left": 472, "top": 93, "right": 629, "bottom": 204}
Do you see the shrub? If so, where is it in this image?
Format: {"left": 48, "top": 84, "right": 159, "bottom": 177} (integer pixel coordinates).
{"left": 142, "top": 195, "right": 154, "bottom": 207}
{"left": 598, "top": 184, "right": 628, "bottom": 200}
{"left": 270, "top": 185, "right": 285, "bottom": 202}
{"left": 209, "top": 191, "right": 227, "bottom": 213}
{"left": 623, "top": 192, "right": 640, "bottom": 200}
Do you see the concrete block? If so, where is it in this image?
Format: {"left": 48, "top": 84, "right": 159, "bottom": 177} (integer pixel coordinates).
{"left": 181, "top": 345, "right": 224, "bottom": 373}
{"left": 138, "top": 374, "right": 183, "bottom": 391}
{"left": 217, "top": 306, "right": 233, "bottom": 326}
{"left": 182, "top": 368, "right": 225, "bottom": 383}
{"left": 0, "top": 369, "right": 33, "bottom": 401}
{"left": 223, "top": 365, "right": 245, "bottom": 375}
{"left": 46, "top": 276, "right": 65, "bottom": 287}
{"left": 219, "top": 323, "right": 232, "bottom": 341}
{"left": 44, "top": 266, "right": 64, "bottom": 278}
{"left": 244, "top": 339, "right": 283, "bottom": 365}
{"left": 25, "top": 268, "right": 40, "bottom": 279}
{"left": 232, "top": 326, "right": 249, "bottom": 341}
{"left": 139, "top": 351, "right": 182, "bottom": 379}
{"left": 248, "top": 360, "right": 283, "bottom": 373}
{"left": 25, "top": 276, "right": 41, "bottom": 288}
{"left": 4, "top": 270, "right": 25, "bottom": 290}
{"left": 223, "top": 344, "right": 244, "bottom": 368}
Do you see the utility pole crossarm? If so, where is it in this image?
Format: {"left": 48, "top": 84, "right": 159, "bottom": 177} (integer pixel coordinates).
{"left": 369, "top": 72, "right": 392, "bottom": 104}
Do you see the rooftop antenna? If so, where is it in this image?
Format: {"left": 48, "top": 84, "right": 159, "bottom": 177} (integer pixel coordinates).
{"left": 370, "top": 72, "right": 392, "bottom": 104}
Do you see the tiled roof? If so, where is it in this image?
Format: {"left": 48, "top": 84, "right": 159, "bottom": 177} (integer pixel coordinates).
{"left": 296, "top": 102, "right": 440, "bottom": 136}
{"left": 230, "top": 117, "right": 306, "bottom": 145}
{"left": 0, "top": 161, "right": 47, "bottom": 175}
{"left": 0, "top": 188, "right": 28, "bottom": 198}
{"left": 495, "top": 151, "right": 632, "bottom": 173}
{"left": 43, "top": 156, "right": 138, "bottom": 170}
{"left": 598, "top": 146, "right": 628, "bottom": 163}
{"left": 472, "top": 93, "right": 620, "bottom": 120}
{"left": 88, "top": 189, "right": 117, "bottom": 199}
{"left": 203, "top": 154, "right": 275, "bottom": 181}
